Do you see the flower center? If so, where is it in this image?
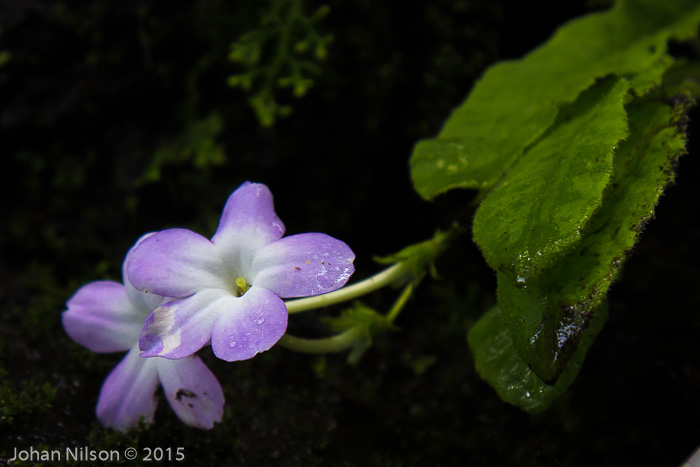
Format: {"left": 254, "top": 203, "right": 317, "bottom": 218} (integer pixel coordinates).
{"left": 235, "top": 277, "right": 250, "bottom": 297}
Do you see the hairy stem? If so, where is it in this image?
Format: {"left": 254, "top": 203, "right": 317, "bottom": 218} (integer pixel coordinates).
{"left": 284, "top": 262, "right": 411, "bottom": 314}
{"left": 277, "top": 327, "right": 365, "bottom": 353}
{"left": 386, "top": 281, "right": 415, "bottom": 325}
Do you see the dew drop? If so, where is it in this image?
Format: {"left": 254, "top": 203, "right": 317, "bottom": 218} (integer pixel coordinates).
{"left": 256, "top": 317, "right": 265, "bottom": 325}
{"left": 229, "top": 341, "right": 236, "bottom": 348}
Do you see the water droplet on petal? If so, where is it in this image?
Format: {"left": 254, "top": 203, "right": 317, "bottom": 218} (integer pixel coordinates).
{"left": 229, "top": 341, "right": 236, "bottom": 348}
{"left": 256, "top": 317, "right": 265, "bottom": 325}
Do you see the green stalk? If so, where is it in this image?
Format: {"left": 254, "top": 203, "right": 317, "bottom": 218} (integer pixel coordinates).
{"left": 284, "top": 262, "right": 411, "bottom": 314}
{"left": 277, "top": 327, "right": 364, "bottom": 353}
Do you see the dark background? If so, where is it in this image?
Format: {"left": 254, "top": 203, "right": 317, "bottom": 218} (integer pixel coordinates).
{"left": 1, "top": 1, "right": 699, "bottom": 465}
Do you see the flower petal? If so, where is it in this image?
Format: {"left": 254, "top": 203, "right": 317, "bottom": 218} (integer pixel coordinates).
{"left": 96, "top": 346, "right": 160, "bottom": 432}
{"left": 123, "top": 232, "right": 163, "bottom": 314}
{"left": 250, "top": 233, "right": 355, "bottom": 298}
{"left": 157, "top": 356, "right": 224, "bottom": 429}
{"left": 211, "top": 182, "right": 285, "bottom": 275}
{"left": 62, "top": 281, "right": 143, "bottom": 353}
{"left": 127, "top": 228, "right": 230, "bottom": 297}
{"left": 139, "top": 289, "right": 230, "bottom": 359}
{"left": 210, "top": 286, "right": 288, "bottom": 362}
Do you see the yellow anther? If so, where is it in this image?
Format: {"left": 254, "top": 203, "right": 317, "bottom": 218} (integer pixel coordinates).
{"left": 235, "top": 277, "right": 249, "bottom": 296}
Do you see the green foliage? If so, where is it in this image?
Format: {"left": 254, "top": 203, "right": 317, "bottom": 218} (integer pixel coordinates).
{"left": 314, "top": 229, "right": 458, "bottom": 366}
{"left": 4, "top": 0, "right": 700, "bottom": 462}
{"left": 473, "top": 77, "right": 629, "bottom": 284}
{"left": 137, "top": 112, "right": 226, "bottom": 186}
{"left": 321, "top": 302, "right": 393, "bottom": 365}
{"left": 411, "top": 0, "right": 700, "bottom": 198}
{"left": 0, "top": 370, "right": 57, "bottom": 426}
{"left": 467, "top": 303, "right": 607, "bottom": 413}
{"left": 228, "top": 0, "right": 332, "bottom": 127}
{"left": 497, "top": 88, "right": 694, "bottom": 383}
{"left": 322, "top": 302, "right": 392, "bottom": 336}
{"left": 374, "top": 227, "right": 457, "bottom": 283}
{"left": 409, "top": 0, "right": 700, "bottom": 410}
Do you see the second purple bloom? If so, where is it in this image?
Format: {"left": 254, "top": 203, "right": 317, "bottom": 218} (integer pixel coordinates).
{"left": 127, "top": 181, "right": 355, "bottom": 362}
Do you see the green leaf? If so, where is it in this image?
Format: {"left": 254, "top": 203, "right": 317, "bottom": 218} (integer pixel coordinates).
{"left": 321, "top": 301, "right": 392, "bottom": 336}
{"left": 410, "top": 0, "right": 700, "bottom": 199}
{"left": 374, "top": 226, "right": 457, "bottom": 283}
{"left": 227, "top": 0, "right": 333, "bottom": 127}
{"left": 497, "top": 87, "right": 694, "bottom": 383}
{"left": 137, "top": 112, "right": 225, "bottom": 186}
{"left": 468, "top": 303, "right": 607, "bottom": 413}
{"left": 473, "top": 77, "right": 629, "bottom": 283}
{"left": 321, "top": 302, "right": 393, "bottom": 365}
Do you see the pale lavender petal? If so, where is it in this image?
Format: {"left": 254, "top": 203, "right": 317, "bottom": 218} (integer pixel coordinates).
{"left": 123, "top": 232, "right": 163, "bottom": 314}
{"left": 250, "top": 233, "right": 355, "bottom": 298}
{"left": 210, "top": 286, "right": 288, "bottom": 362}
{"left": 127, "top": 228, "right": 230, "bottom": 298}
{"left": 157, "top": 356, "right": 224, "bottom": 429}
{"left": 96, "top": 346, "right": 160, "bottom": 432}
{"left": 211, "top": 182, "right": 285, "bottom": 275}
{"left": 139, "top": 288, "right": 231, "bottom": 359}
{"left": 62, "top": 281, "right": 143, "bottom": 353}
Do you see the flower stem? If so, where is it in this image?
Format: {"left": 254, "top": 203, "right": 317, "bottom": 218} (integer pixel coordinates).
{"left": 284, "top": 262, "right": 411, "bottom": 314}
{"left": 279, "top": 281, "right": 416, "bottom": 355}
{"left": 280, "top": 228, "right": 456, "bottom": 356}
{"left": 386, "top": 281, "right": 415, "bottom": 325}
{"left": 277, "top": 327, "right": 365, "bottom": 353}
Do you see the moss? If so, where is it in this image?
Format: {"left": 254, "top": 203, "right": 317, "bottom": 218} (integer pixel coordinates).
{"left": 2, "top": 0, "right": 699, "bottom": 465}
{"left": 0, "top": 374, "right": 57, "bottom": 427}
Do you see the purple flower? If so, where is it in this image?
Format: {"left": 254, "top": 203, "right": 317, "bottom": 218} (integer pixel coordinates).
{"left": 127, "top": 181, "right": 355, "bottom": 362}
{"left": 62, "top": 237, "right": 225, "bottom": 432}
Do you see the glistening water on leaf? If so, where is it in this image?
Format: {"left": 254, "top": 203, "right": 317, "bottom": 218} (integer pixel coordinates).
{"left": 496, "top": 86, "right": 694, "bottom": 384}
{"left": 472, "top": 77, "right": 629, "bottom": 284}
{"left": 468, "top": 303, "right": 608, "bottom": 414}
{"left": 407, "top": 0, "right": 700, "bottom": 408}
{"left": 410, "top": 0, "right": 700, "bottom": 199}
